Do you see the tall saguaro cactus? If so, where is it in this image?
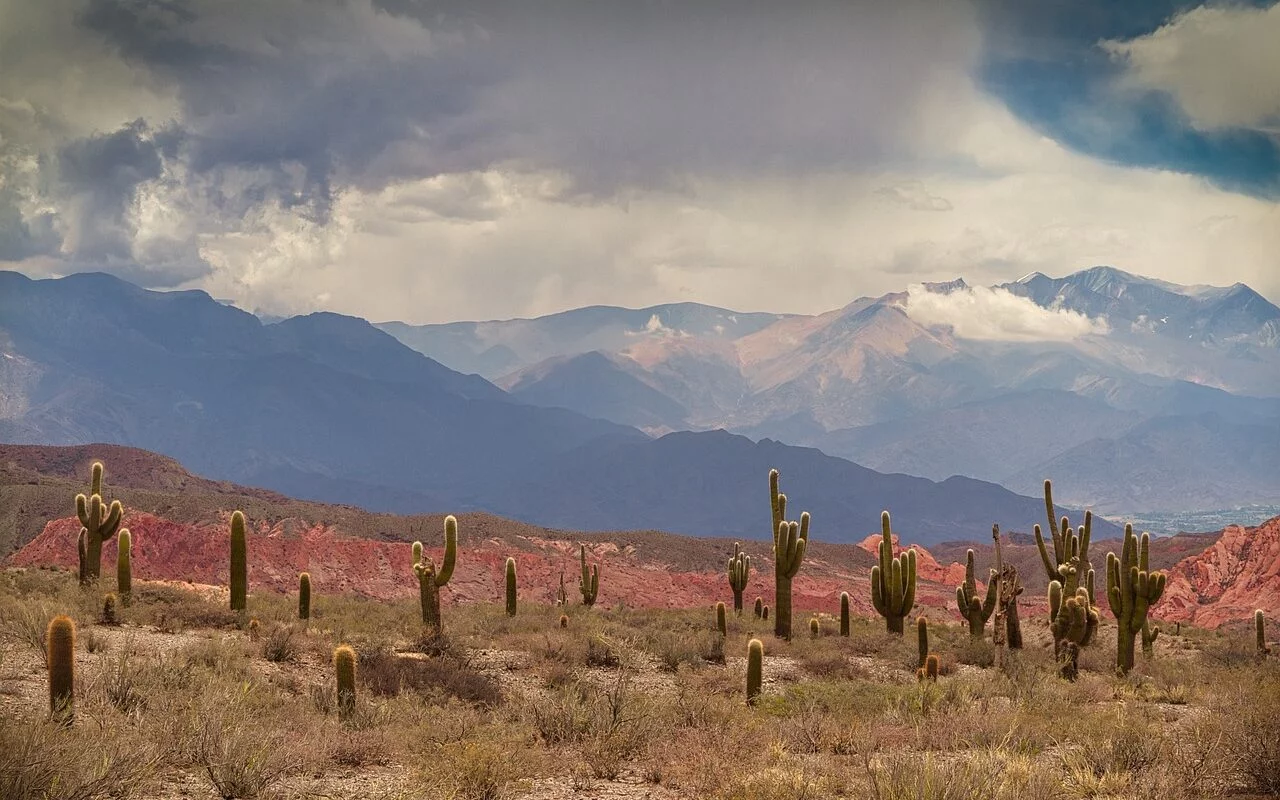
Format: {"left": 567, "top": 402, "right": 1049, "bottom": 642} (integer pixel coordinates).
{"left": 1106, "top": 524, "right": 1167, "bottom": 676}
{"left": 47, "top": 615, "right": 76, "bottom": 725}
{"left": 579, "top": 544, "right": 599, "bottom": 607}
{"left": 414, "top": 515, "right": 458, "bottom": 633}
{"left": 769, "top": 468, "right": 810, "bottom": 641}
{"left": 230, "top": 511, "right": 248, "bottom": 611}
{"left": 871, "top": 511, "right": 916, "bottom": 634}
{"left": 1036, "top": 480, "right": 1095, "bottom": 657}
{"left": 727, "top": 543, "right": 751, "bottom": 614}
{"left": 75, "top": 461, "right": 124, "bottom": 583}
{"left": 116, "top": 528, "right": 132, "bottom": 603}
{"left": 505, "top": 557, "right": 518, "bottom": 617}
{"left": 956, "top": 549, "right": 996, "bottom": 639}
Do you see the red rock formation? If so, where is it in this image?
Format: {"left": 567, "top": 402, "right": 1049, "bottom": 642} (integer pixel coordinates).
{"left": 1160, "top": 517, "right": 1280, "bottom": 628}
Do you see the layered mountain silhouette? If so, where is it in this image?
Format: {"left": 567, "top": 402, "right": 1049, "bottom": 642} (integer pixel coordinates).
{"left": 381, "top": 266, "right": 1280, "bottom": 513}
{"left": 0, "top": 270, "right": 1106, "bottom": 544}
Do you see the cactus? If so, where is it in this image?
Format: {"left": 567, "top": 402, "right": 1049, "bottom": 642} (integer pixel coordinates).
{"left": 917, "top": 653, "right": 939, "bottom": 682}
{"left": 1174, "top": 621, "right": 1180, "bottom": 636}
{"left": 754, "top": 597, "right": 763, "bottom": 619}
{"left": 716, "top": 601, "right": 727, "bottom": 637}
{"left": 299, "top": 572, "right": 311, "bottom": 621}
{"left": 559, "top": 614, "right": 569, "bottom": 629}
{"left": 871, "top": 511, "right": 916, "bottom": 634}
{"left": 334, "top": 645, "right": 357, "bottom": 720}
{"left": 505, "top": 557, "right": 518, "bottom": 617}
{"left": 557, "top": 571, "right": 568, "bottom": 606}
{"left": 762, "top": 604, "right": 769, "bottom": 620}
{"left": 47, "top": 615, "right": 75, "bottom": 724}
{"left": 102, "top": 592, "right": 119, "bottom": 625}
{"left": 917, "top": 616, "right": 929, "bottom": 668}
{"left": 769, "top": 469, "right": 810, "bottom": 640}
{"left": 955, "top": 549, "right": 996, "bottom": 639}
{"left": 840, "top": 592, "right": 850, "bottom": 637}
{"left": 578, "top": 544, "right": 599, "bottom": 607}
{"left": 116, "top": 528, "right": 132, "bottom": 603}
{"left": 75, "top": 461, "right": 124, "bottom": 584}
{"left": 1141, "top": 619, "right": 1160, "bottom": 658}
{"left": 248, "top": 618, "right": 261, "bottom": 641}
{"left": 229, "top": 511, "right": 248, "bottom": 611}
{"left": 728, "top": 543, "right": 751, "bottom": 614}
{"left": 1035, "top": 480, "right": 1095, "bottom": 658}
{"left": 412, "top": 541, "right": 423, "bottom": 566}
{"left": 809, "top": 616, "right": 820, "bottom": 638}
{"left": 1049, "top": 582, "right": 1098, "bottom": 680}
{"left": 1106, "top": 524, "right": 1167, "bottom": 676}
{"left": 414, "top": 515, "right": 458, "bottom": 633}
{"left": 1256, "top": 610, "right": 1270, "bottom": 656}
{"left": 746, "top": 638, "right": 763, "bottom": 705}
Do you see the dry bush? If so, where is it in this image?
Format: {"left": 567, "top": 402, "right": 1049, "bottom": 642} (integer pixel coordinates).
{"left": 0, "top": 597, "right": 59, "bottom": 661}
{"left": 421, "top": 735, "right": 538, "bottom": 800}
{"left": 80, "top": 625, "right": 109, "bottom": 654}
{"left": 190, "top": 684, "right": 313, "bottom": 800}
{"left": 358, "top": 646, "right": 502, "bottom": 706}
{"left": 1214, "top": 669, "right": 1280, "bottom": 794}
{"left": 132, "top": 583, "right": 240, "bottom": 631}
{"left": 585, "top": 634, "right": 621, "bottom": 668}
{"left": 260, "top": 623, "right": 300, "bottom": 663}
{"left": 0, "top": 715, "right": 161, "bottom": 800}
{"left": 867, "top": 750, "right": 1060, "bottom": 800}
{"left": 180, "top": 635, "right": 251, "bottom": 677}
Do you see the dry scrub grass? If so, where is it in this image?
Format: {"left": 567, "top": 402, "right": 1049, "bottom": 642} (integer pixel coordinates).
{"left": 1, "top": 566, "right": 1277, "bottom": 799}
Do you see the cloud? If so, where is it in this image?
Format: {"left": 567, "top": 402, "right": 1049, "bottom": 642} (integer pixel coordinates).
{"left": 1101, "top": 3, "right": 1280, "bottom": 133}
{"left": 873, "top": 181, "right": 953, "bottom": 211}
{"left": 900, "top": 283, "right": 1110, "bottom": 342}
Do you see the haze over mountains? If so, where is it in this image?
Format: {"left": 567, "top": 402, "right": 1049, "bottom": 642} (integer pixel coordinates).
{"left": 379, "top": 266, "right": 1280, "bottom": 515}
{"left": 0, "top": 269, "right": 1110, "bottom": 545}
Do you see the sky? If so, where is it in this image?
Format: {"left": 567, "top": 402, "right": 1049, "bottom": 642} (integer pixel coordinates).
{"left": 1, "top": 0, "right": 1278, "bottom": 323}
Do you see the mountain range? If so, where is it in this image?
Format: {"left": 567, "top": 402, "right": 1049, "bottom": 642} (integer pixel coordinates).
{"left": 378, "top": 266, "right": 1280, "bottom": 515}
{"left": 0, "top": 271, "right": 1107, "bottom": 545}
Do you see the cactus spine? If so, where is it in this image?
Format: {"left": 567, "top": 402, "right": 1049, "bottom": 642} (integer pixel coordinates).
{"left": 769, "top": 469, "right": 810, "bottom": 640}
{"left": 505, "top": 557, "right": 518, "bottom": 617}
{"left": 578, "top": 544, "right": 599, "bottom": 607}
{"left": 753, "top": 597, "right": 763, "bottom": 619}
{"left": 1106, "top": 524, "right": 1167, "bottom": 676}
{"left": 728, "top": 543, "right": 750, "bottom": 614}
{"left": 840, "top": 592, "right": 850, "bottom": 637}
{"left": 116, "top": 528, "right": 132, "bottom": 603}
{"left": 75, "top": 461, "right": 124, "bottom": 583}
{"left": 334, "top": 645, "right": 357, "bottom": 720}
{"left": 716, "top": 601, "right": 727, "bottom": 637}
{"left": 746, "top": 638, "right": 763, "bottom": 705}
{"left": 414, "top": 515, "right": 458, "bottom": 633}
{"left": 299, "top": 572, "right": 311, "bottom": 621}
{"left": 1257, "top": 610, "right": 1270, "bottom": 656}
{"left": 917, "top": 616, "right": 929, "bottom": 668}
{"left": 955, "top": 549, "right": 996, "bottom": 639}
{"left": 871, "top": 511, "right": 916, "bottom": 634}
{"left": 47, "top": 615, "right": 75, "bottom": 724}
{"left": 230, "top": 511, "right": 247, "bottom": 612}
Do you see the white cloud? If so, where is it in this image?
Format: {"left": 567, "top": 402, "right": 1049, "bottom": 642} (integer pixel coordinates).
{"left": 1101, "top": 3, "right": 1280, "bottom": 132}
{"left": 900, "top": 283, "right": 1110, "bottom": 342}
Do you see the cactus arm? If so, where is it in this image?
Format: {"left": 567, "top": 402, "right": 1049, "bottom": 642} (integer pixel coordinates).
{"left": 434, "top": 516, "right": 457, "bottom": 586}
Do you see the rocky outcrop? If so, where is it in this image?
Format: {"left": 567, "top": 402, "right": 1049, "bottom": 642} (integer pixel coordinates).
{"left": 1161, "top": 517, "right": 1280, "bottom": 628}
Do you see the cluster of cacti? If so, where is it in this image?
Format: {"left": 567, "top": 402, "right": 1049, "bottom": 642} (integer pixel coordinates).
{"left": 116, "top": 528, "right": 132, "bottom": 604}
{"left": 1049, "top": 583, "right": 1097, "bottom": 680}
{"left": 746, "top": 638, "right": 763, "bottom": 705}
{"left": 840, "top": 592, "right": 850, "bottom": 637}
{"left": 1257, "top": 610, "right": 1270, "bottom": 656}
{"left": 1106, "top": 524, "right": 1167, "bottom": 675}
{"left": 413, "top": 515, "right": 458, "bottom": 633}
{"left": 955, "top": 549, "right": 996, "bottom": 639}
{"left": 753, "top": 597, "right": 763, "bottom": 619}
{"left": 1037, "top": 480, "right": 1098, "bottom": 672}
{"left": 579, "top": 545, "right": 599, "bottom": 607}
{"left": 716, "top": 601, "right": 728, "bottom": 637}
{"left": 871, "top": 511, "right": 916, "bottom": 635}
{"left": 505, "top": 558, "right": 518, "bottom": 617}
{"left": 47, "top": 615, "right": 75, "bottom": 725}
{"left": 334, "top": 644, "right": 357, "bottom": 720}
{"left": 917, "top": 616, "right": 929, "bottom": 668}
{"left": 230, "top": 510, "right": 248, "bottom": 612}
{"left": 769, "top": 469, "right": 810, "bottom": 640}
{"left": 299, "top": 572, "right": 311, "bottom": 621}
{"left": 727, "top": 543, "right": 750, "bottom": 614}
{"left": 76, "top": 461, "right": 124, "bottom": 584}
{"left": 916, "top": 653, "right": 939, "bottom": 682}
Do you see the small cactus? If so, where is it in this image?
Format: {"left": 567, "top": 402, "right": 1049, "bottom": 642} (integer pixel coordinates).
{"left": 1106, "top": 524, "right": 1167, "bottom": 675}
{"left": 101, "top": 592, "right": 119, "bottom": 625}
{"left": 505, "top": 557, "right": 518, "bottom": 617}
{"left": 559, "top": 614, "right": 569, "bottom": 629}
{"left": 809, "top": 616, "right": 820, "bottom": 638}
{"left": 334, "top": 644, "right": 357, "bottom": 720}
{"left": 840, "top": 592, "right": 850, "bottom": 637}
{"left": 728, "top": 543, "right": 751, "bottom": 615}
{"left": 116, "top": 528, "right": 132, "bottom": 603}
{"left": 925, "top": 654, "right": 940, "bottom": 681}
{"left": 716, "top": 601, "right": 727, "bottom": 637}
{"left": 75, "top": 461, "right": 124, "bottom": 584}
{"left": 762, "top": 604, "right": 769, "bottom": 621}
{"left": 47, "top": 615, "right": 75, "bottom": 724}
{"left": 746, "top": 638, "right": 763, "bottom": 705}
{"left": 579, "top": 544, "right": 599, "bottom": 607}
{"left": 1257, "top": 610, "right": 1271, "bottom": 656}
{"left": 248, "top": 618, "right": 261, "bottom": 641}
{"left": 753, "top": 597, "right": 763, "bottom": 619}
{"left": 414, "top": 515, "right": 458, "bottom": 633}
{"left": 871, "top": 511, "right": 916, "bottom": 635}
{"left": 298, "top": 572, "right": 311, "bottom": 621}
{"left": 955, "top": 549, "right": 996, "bottom": 639}
{"left": 917, "top": 616, "right": 929, "bottom": 668}
{"left": 230, "top": 511, "right": 247, "bottom": 612}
